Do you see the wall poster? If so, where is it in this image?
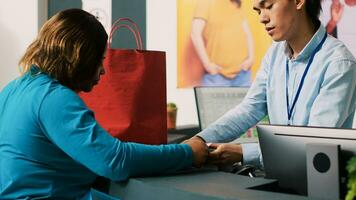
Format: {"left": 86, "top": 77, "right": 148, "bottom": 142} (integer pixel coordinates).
{"left": 320, "top": 0, "right": 356, "bottom": 56}
{"left": 177, "top": 0, "right": 271, "bottom": 88}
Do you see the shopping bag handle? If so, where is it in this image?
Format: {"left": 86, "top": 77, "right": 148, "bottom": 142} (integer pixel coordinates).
{"left": 109, "top": 18, "right": 143, "bottom": 50}
{"left": 109, "top": 24, "right": 142, "bottom": 49}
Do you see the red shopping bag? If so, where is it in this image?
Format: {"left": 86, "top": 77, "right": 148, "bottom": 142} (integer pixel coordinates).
{"left": 80, "top": 18, "right": 167, "bottom": 144}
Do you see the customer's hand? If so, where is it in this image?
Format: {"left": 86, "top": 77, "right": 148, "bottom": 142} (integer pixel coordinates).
{"left": 207, "top": 143, "right": 243, "bottom": 165}
{"left": 183, "top": 137, "right": 208, "bottom": 168}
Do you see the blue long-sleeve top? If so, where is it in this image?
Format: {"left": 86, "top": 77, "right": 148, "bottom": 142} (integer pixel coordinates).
{"left": 0, "top": 67, "right": 193, "bottom": 199}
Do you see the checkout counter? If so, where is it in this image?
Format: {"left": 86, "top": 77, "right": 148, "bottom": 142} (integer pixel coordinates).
{"left": 108, "top": 169, "right": 320, "bottom": 200}
{"left": 106, "top": 126, "right": 320, "bottom": 200}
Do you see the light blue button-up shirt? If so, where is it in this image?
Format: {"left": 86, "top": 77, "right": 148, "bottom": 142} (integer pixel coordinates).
{"left": 198, "top": 25, "right": 356, "bottom": 168}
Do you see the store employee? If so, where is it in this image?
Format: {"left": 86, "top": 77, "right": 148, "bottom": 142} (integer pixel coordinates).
{"left": 188, "top": 0, "right": 356, "bottom": 168}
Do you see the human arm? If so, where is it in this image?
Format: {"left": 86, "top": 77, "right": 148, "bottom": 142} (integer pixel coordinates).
{"left": 182, "top": 138, "right": 209, "bottom": 168}
{"left": 190, "top": 56, "right": 271, "bottom": 168}
{"left": 38, "top": 89, "right": 207, "bottom": 181}
{"left": 196, "top": 56, "right": 269, "bottom": 143}
{"left": 240, "top": 20, "right": 254, "bottom": 71}
{"left": 191, "top": 18, "right": 221, "bottom": 74}
{"left": 308, "top": 59, "right": 356, "bottom": 127}
{"left": 326, "top": 0, "right": 344, "bottom": 34}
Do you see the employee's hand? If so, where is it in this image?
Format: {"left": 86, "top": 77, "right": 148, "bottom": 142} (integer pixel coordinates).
{"left": 207, "top": 143, "right": 243, "bottom": 165}
{"left": 183, "top": 137, "right": 208, "bottom": 168}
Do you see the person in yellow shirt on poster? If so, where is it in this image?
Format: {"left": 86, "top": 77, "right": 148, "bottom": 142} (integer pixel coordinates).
{"left": 191, "top": 0, "right": 255, "bottom": 86}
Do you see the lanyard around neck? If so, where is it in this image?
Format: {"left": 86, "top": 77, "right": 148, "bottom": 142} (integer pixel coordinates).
{"left": 286, "top": 32, "right": 327, "bottom": 124}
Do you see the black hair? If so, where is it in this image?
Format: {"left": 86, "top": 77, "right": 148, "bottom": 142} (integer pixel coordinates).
{"left": 305, "top": 0, "right": 323, "bottom": 27}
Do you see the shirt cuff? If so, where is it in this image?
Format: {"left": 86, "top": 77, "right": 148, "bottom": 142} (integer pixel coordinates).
{"left": 196, "top": 129, "right": 220, "bottom": 143}
{"left": 240, "top": 143, "right": 263, "bottom": 169}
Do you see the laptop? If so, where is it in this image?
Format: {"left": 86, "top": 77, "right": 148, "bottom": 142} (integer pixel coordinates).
{"left": 194, "top": 87, "right": 261, "bottom": 143}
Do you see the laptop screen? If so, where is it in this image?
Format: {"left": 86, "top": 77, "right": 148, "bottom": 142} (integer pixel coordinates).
{"left": 194, "top": 87, "right": 260, "bottom": 143}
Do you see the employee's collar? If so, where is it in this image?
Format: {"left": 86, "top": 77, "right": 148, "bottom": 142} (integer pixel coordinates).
{"left": 283, "top": 24, "right": 326, "bottom": 61}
